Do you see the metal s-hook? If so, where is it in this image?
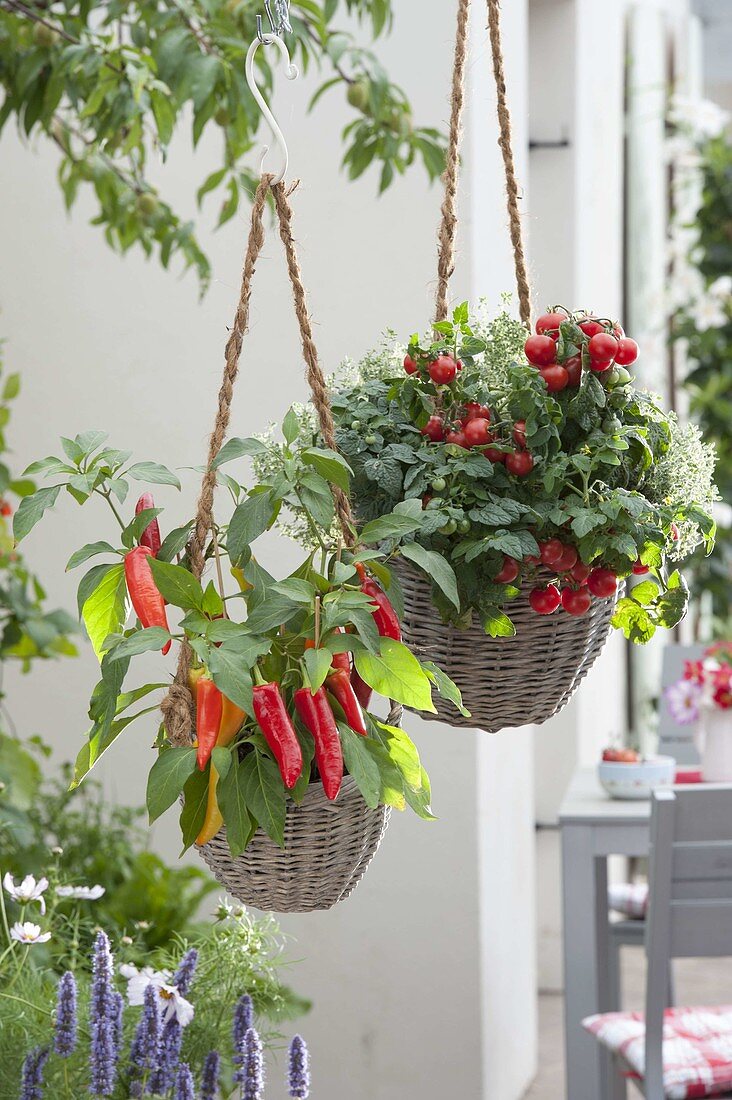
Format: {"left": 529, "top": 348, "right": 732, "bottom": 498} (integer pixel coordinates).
{"left": 246, "top": 30, "right": 298, "bottom": 186}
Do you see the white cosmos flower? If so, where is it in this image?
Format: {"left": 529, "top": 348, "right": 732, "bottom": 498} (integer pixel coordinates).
{"left": 688, "top": 296, "right": 728, "bottom": 332}
{"left": 120, "top": 963, "right": 195, "bottom": 1027}
{"left": 708, "top": 275, "right": 732, "bottom": 301}
{"left": 10, "top": 921, "right": 51, "bottom": 945}
{"left": 669, "top": 95, "right": 730, "bottom": 139}
{"left": 3, "top": 873, "right": 49, "bottom": 914}
{"left": 56, "top": 884, "right": 105, "bottom": 901}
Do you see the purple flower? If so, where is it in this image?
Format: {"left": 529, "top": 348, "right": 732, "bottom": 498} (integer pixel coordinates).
{"left": 111, "top": 991, "right": 124, "bottom": 1063}
{"left": 149, "top": 1019, "right": 182, "bottom": 1094}
{"left": 128, "top": 984, "right": 160, "bottom": 1094}
{"left": 287, "top": 1035, "right": 310, "bottom": 1098}
{"left": 666, "top": 679, "right": 703, "bottom": 725}
{"left": 232, "top": 993, "right": 254, "bottom": 1074}
{"left": 235, "top": 1026, "right": 264, "bottom": 1100}
{"left": 54, "top": 971, "right": 78, "bottom": 1057}
{"left": 201, "top": 1051, "right": 220, "bottom": 1100}
{"left": 174, "top": 1062, "right": 196, "bottom": 1100}
{"left": 20, "top": 1046, "right": 49, "bottom": 1100}
{"left": 172, "top": 949, "right": 198, "bottom": 996}
{"left": 89, "top": 931, "right": 116, "bottom": 1095}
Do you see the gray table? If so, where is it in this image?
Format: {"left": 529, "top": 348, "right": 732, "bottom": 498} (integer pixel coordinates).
{"left": 559, "top": 767, "right": 651, "bottom": 1100}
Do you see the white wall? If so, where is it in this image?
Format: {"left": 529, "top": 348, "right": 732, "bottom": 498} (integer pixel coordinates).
{"left": 0, "top": 2, "right": 537, "bottom": 1097}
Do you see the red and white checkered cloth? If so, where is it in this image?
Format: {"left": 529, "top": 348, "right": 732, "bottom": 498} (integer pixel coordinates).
{"left": 608, "top": 881, "right": 649, "bottom": 919}
{"left": 583, "top": 1005, "right": 732, "bottom": 1099}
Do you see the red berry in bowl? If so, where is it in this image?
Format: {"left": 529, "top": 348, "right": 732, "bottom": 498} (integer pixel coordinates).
{"left": 404, "top": 354, "right": 418, "bottom": 375}
{"left": 529, "top": 584, "right": 561, "bottom": 615}
{"left": 494, "top": 555, "right": 520, "bottom": 584}
{"left": 446, "top": 428, "right": 469, "bottom": 448}
{"left": 632, "top": 559, "right": 650, "bottom": 575}
{"left": 505, "top": 450, "right": 534, "bottom": 476}
{"left": 512, "top": 420, "right": 527, "bottom": 448}
{"left": 535, "top": 311, "right": 567, "bottom": 339}
{"left": 579, "top": 318, "right": 604, "bottom": 339}
{"left": 555, "top": 545, "right": 578, "bottom": 571}
{"left": 463, "top": 417, "right": 492, "bottom": 447}
{"left": 540, "top": 365, "right": 569, "bottom": 392}
{"left": 463, "top": 403, "right": 491, "bottom": 422}
{"left": 588, "top": 333, "right": 619, "bottom": 364}
{"left": 570, "top": 561, "right": 591, "bottom": 586}
{"left": 525, "top": 335, "right": 557, "bottom": 367}
{"left": 587, "top": 567, "right": 618, "bottom": 598}
{"left": 483, "top": 446, "right": 505, "bottom": 463}
{"left": 564, "top": 355, "right": 582, "bottom": 386}
{"left": 421, "top": 416, "right": 445, "bottom": 442}
{"left": 539, "top": 539, "right": 564, "bottom": 567}
{"left": 428, "top": 355, "right": 458, "bottom": 385}
{"left": 614, "top": 337, "right": 638, "bottom": 366}
{"left": 561, "top": 587, "right": 592, "bottom": 616}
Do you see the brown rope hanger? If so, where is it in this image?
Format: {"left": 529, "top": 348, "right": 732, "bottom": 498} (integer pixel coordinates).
{"left": 434, "top": 0, "right": 532, "bottom": 328}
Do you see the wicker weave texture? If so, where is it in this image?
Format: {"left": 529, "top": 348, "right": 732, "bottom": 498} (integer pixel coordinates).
{"left": 393, "top": 559, "right": 617, "bottom": 732}
{"left": 197, "top": 775, "right": 390, "bottom": 913}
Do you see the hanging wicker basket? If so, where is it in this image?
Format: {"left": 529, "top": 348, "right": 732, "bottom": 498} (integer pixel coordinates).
{"left": 392, "top": 559, "right": 618, "bottom": 732}
{"left": 197, "top": 776, "right": 391, "bottom": 913}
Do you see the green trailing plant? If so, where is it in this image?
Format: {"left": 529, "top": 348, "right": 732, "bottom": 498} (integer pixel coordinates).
{"left": 667, "top": 97, "right": 732, "bottom": 635}
{"left": 254, "top": 301, "right": 718, "bottom": 643}
{"left": 0, "top": 0, "right": 446, "bottom": 290}
{"left": 14, "top": 416, "right": 463, "bottom": 858}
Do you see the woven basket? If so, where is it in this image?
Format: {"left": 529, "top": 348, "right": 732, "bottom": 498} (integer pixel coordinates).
{"left": 196, "top": 776, "right": 390, "bottom": 913}
{"left": 392, "top": 559, "right": 617, "bottom": 732}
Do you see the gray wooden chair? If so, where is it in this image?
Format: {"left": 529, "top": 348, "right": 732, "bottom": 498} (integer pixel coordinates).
{"left": 586, "top": 785, "right": 732, "bottom": 1099}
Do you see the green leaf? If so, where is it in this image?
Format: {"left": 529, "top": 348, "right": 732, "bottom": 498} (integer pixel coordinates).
{"left": 240, "top": 751, "right": 287, "bottom": 847}
{"left": 158, "top": 523, "right": 193, "bottom": 563}
{"left": 245, "top": 591, "right": 301, "bottom": 635}
{"left": 360, "top": 512, "right": 422, "bottom": 544}
{"left": 2, "top": 372, "right": 20, "bottom": 400}
{"left": 212, "top": 437, "right": 268, "bottom": 467}
{"left": 374, "top": 721, "right": 423, "bottom": 788}
{"left": 421, "top": 661, "right": 470, "bottom": 717}
{"left": 66, "top": 541, "right": 118, "bottom": 571}
{"left": 354, "top": 639, "right": 435, "bottom": 712}
{"left": 403, "top": 766, "right": 437, "bottom": 820}
{"left": 105, "top": 627, "right": 171, "bottom": 662}
{"left": 304, "top": 647, "right": 332, "bottom": 693}
{"left": 180, "top": 768, "right": 210, "bottom": 853}
{"left": 399, "top": 543, "right": 460, "bottom": 610}
{"left": 126, "top": 461, "right": 181, "bottom": 489}
{"left": 283, "top": 407, "right": 300, "bottom": 444}
{"left": 301, "top": 447, "right": 352, "bottom": 492}
{"left": 82, "top": 563, "right": 128, "bottom": 659}
{"left": 481, "top": 605, "right": 516, "bottom": 638}
{"left": 211, "top": 745, "right": 232, "bottom": 781}
{"left": 208, "top": 646, "right": 255, "bottom": 715}
{"left": 147, "top": 746, "right": 197, "bottom": 823}
{"left": 71, "top": 707, "right": 158, "bottom": 788}
{"left": 217, "top": 759, "right": 255, "bottom": 857}
{"left": 227, "top": 491, "right": 276, "bottom": 564}
{"left": 339, "top": 724, "right": 382, "bottom": 809}
{"left": 13, "top": 485, "right": 61, "bottom": 541}
{"left": 148, "top": 559, "right": 204, "bottom": 611}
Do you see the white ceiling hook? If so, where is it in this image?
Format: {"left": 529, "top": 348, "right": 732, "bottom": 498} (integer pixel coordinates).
{"left": 245, "top": 32, "right": 299, "bottom": 186}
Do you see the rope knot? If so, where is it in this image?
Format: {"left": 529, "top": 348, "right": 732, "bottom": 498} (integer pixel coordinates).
{"left": 161, "top": 682, "right": 195, "bottom": 747}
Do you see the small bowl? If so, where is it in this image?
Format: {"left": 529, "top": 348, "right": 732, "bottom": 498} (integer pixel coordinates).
{"left": 598, "top": 755, "right": 676, "bottom": 800}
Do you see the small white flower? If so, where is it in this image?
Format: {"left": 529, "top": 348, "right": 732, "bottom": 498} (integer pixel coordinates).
{"left": 55, "top": 884, "right": 105, "bottom": 901}
{"left": 120, "top": 963, "right": 194, "bottom": 1026}
{"left": 3, "top": 873, "right": 49, "bottom": 914}
{"left": 687, "top": 295, "right": 728, "bottom": 332}
{"left": 708, "top": 275, "right": 732, "bottom": 301}
{"left": 10, "top": 921, "right": 51, "bottom": 945}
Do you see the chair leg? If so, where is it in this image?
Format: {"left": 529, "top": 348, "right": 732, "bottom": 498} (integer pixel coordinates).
{"left": 667, "top": 959, "right": 675, "bottom": 1008}
{"left": 610, "top": 1056, "right": 626, "bottom": 1100}
{"left": 608, "top": 934, "right": 621, "bottom": 1011}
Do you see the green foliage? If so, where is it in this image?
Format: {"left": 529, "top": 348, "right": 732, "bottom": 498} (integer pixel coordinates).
{"left": 0, "top": 733, "right": 217, "bottom": 969}
{"left": 259, "top": 302, "right": 718, "bottom": 641}
{"left": 0, "top": 0, "right": 446, "bottom": 289}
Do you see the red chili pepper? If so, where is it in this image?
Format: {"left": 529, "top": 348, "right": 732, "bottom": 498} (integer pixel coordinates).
{"left": 196, "top": 677, "right": 223, "bottom": 771}
{"left": 294, "top": 686, "right": 343, "bottom": 800}
{"left": 124, "top": 545, "right": 171, "bottom": 654}
{"left": 351, "top": 669, "right": 373, "bottom": 711}
{"left": 252, "top": 682, "right": 303, "bottom": 789}
{"left": 326, "top": 668, "right": 367, "bottom": 736}
{"left": 305, "top": 629, "right": 350, "bottom": 673}
{"left": 355, "top": 563, "right": 401, "bottom": 641}
{"left": 135, "top": 493, "right": 162, "bottom": 556}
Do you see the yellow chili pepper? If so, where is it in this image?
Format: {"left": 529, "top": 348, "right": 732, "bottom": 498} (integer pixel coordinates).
{"left": 195, "top": 694, "right": 247, "bottom": 847}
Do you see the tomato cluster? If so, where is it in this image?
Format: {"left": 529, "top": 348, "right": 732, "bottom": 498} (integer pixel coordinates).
{"left": 411, "top": 354, "right": 535, "bottom": 478}
{"left": 490, "top": 538, "right": 648, "bottom": 618}
{"left": 524, "top": 308, "right": 639, "bottom": 393}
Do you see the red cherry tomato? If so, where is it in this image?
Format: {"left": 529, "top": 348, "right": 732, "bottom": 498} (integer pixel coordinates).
{"left": 614, "top": 337, "right": 638, "bottom": 366}
{"left": 588, "top": 333, "right": 618, "bottom": 364}
{"left": 494, "top": 555, "right": 520, "bottom": 584}
{"left": 403, "top": 354, "right": 418, "bottom": 375}
{"left": 505, "top": 450, "right": 534, "bottom": 476}
{"left": 579, "top": 318, "right": 604, "bottom": 339}
{"left": 561, "top": 587, "right": 592, "bottom": 616}
{"left": 483, "top": 446, "right": 506, "bottom": 463}
{"left": 446, "top": 429, "right": 469, "bottom": 448}
{"left": 564, "top": 355, "right": 582, "bottom": 387}
{"left": 456, "top": 359, "right": 464, "bottom": 371}
{"left": 463, "top": 403, "right": 491, "bottom": 422}
{"left": 421, "top": 416, "right": 445, "bottom": 442}
{"left": 463, "top": 417, "right": 492, "bottom": 447}
{"left": 671, "top": 523, "right": 680, "bottom": 542}
{"left": 525, "top": 554, "right": 541, "bottom": 566}
{"left": 529, "top": 584, "right": 561, "bottom": 615}
{"left": 539, "top": 539, "right": 565, "bottom": 567}
{"left": 587, "top": 567, "right": 618, "bottom": 598}
{"left": 590, "top": 359, "right": 612, "bottom": 374}
{"left": 555, "top": 545, "right": 578, "bottom": 571}
{"left": 535, "top": 311, "right": 567, "bottom": 339}
{"left": 632, "top": 559, "right": 650, "bottom": 575}
{"left": 524, "top": 335, "right": 557, "bottom": 367}
{"left": 512, "top": 420, "right": 527, "bottom": 448}
{"left": 428, "top": 355, "right": 458, "bottom": 385}
{"left": 570, "top": 561, "right": 591, "bottom": 586}
{"left": 0, "top": 501, "right": 11, "bottom": 517}
{"left": 540, "top": 365, "right": 569, "bottom": 392}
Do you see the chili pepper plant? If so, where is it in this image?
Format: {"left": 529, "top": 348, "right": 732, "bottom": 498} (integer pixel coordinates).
{"left": 15, "top": 420, "right": 463, "bottom": 856}
{"left": 255, "top": 301, "right": 718, "bottom": 642}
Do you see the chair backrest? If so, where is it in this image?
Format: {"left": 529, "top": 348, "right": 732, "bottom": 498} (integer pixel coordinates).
{"left": 657, "top": 644, "right": 705, "bottom": 765}
{"left": 644, "top": 786, "right": 732, "bottom": 1094}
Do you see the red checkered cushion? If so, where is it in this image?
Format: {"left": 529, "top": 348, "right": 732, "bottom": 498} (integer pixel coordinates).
{"left": 608, "top": 882, "right": 649, "bottom": 919}
{"left": 583, "top": 1005, "right": 732, "bottom": 1099}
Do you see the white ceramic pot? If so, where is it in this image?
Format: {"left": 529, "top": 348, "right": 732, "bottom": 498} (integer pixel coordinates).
{"left": 694, "top": 707, "right": 732, "bottom": 782}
